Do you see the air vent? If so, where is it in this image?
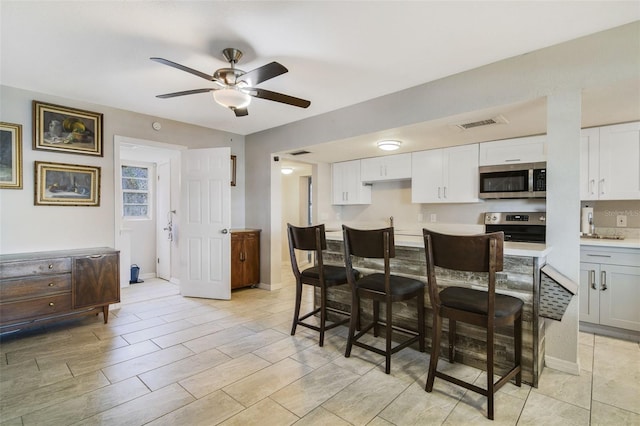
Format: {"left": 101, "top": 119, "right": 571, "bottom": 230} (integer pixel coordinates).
{"left": 455, "top": 114, "right": 509, "bottom": 130}
{"left": 288, "top": 150, "right": 311, "bottom": 156}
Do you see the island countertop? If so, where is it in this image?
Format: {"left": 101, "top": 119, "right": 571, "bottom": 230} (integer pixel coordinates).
{"left": 325, "top": 230, "right": 552, "bottom": 258}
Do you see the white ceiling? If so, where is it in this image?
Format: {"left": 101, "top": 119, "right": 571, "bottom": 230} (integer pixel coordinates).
{"left": 2, "top": 1, "right": 639, "bottom": 166}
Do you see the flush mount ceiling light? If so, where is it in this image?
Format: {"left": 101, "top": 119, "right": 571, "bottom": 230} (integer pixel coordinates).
{"left": 281, "top": 167, "right": 294, "bottom": 175}
{"left": 377, "top": 140, "right": 402, "bottom": 151}
{"left": 212, "top": 88, "right": 252, "bottom": 110}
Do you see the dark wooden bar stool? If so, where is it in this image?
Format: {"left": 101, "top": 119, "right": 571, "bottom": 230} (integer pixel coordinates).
{"left": 287, "top": 223, "right": 351, "bottom": 346}
{"left": 342, "top": 225, "right": 425, "bottom": 374}
{"left": 423, "top": 229, "right": 522, "bottom": 420}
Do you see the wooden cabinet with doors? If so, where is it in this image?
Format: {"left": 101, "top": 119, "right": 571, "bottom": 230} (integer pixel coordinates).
{"left": 231, "top": 229, "right": 261, "bottom": 289}
{"left": 0, "top": 248, "right": 120, "bottom": 333}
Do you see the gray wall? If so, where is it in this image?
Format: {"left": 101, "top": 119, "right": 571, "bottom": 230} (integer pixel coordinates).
{"left": 245, "top": 22, "right": 640, "bottom": 370}
{"left": 0, "top": 85, "right": 246, "bottom": 257}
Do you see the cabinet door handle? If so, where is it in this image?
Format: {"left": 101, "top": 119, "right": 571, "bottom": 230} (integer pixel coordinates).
{"left": 438, "top": 187, "right": 441, "bottom": 199}
{"left": 589, "top": 270, "right": 596, "bottom": 290}
{"left": 49, "top": 302, "right": 55, "bottom": 307}
{"left": 505, "top": 159, "right": 521, "bottom": 162}
{"left": 48, "top": 264, "right": 54, "bottom": 269}
{"left": 589, "top": 179, "right": 595, "bottom": 195}
{"left": 443, "top": 186, "right": 447, "bottom": 199}
{"left": 600, "top": 271, "right": 607, "bottom": 291}
{"left": 88, "top": 255, "right": 104, "bottom": 259}
{"left": 48, "top": 282, "right": 55, "bottom": 287}
{"left": 599, "top": 178, "right": 605, "bottom": 195}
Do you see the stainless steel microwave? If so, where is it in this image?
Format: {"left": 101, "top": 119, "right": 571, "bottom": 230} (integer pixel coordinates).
{"left": 479, "top": 162, "right": 546, "bottom": 199}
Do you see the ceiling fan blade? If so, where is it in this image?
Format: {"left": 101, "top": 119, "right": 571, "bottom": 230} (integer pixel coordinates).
{"left": 156, "top": 88, "right": 214, "bottom": 99}
{"left": 252, "top": 88, "right": 310, "bottom": 108}
{"left": 233, "top": 107, "right": 248, "bottom": 117}
{"left": 238, "top": 62, "right": 288, "bottom": 86}
{"left": 150, "top": 57, "right": 213, "bottom": 81}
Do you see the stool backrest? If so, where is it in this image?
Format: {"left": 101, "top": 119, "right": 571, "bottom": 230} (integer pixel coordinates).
{"left": 342, "top": 225, "right": 395, "bottom": 259}
{"left": 424, "top": 230, "right": 504, "bottom": 273}
{"left": 288, "top": 223, "right": 327, "bottom": 251}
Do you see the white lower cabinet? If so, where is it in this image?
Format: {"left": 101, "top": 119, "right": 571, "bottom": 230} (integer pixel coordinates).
{"left": 580, "top": 246, "right": 640, "bottom": 332}
{"left": 411, "top": 144, "right": 479, "bottom": 203}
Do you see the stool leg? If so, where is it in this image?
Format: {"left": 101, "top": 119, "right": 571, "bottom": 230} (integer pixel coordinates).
{"left": 448, "top": 319, "right": 456, "bottom": 362}
{"left": 487, "top": 325, "right": 495, "bottom": 420}
{"left": 291, "top": 279, "right": 303, "bottom": 336}
{"left": 426, "top": 312, "right": 442, "bottom": 392}
{"left": 417, "top": 289, "right": 425, "bottom": 352}
{"left": 373, "top": 300, "right": 380, "bottom": 337}
{"left": 319, "top": 285, "right": 327, "bottom": 347}
{"left": 515, "top": 313, "right": 522, "bottom": 387}
{"left": 385, "top": 300, "right": 392, "bottom": 374}
{"left": 345, "top": 292, "right": 359, "bottom": 358}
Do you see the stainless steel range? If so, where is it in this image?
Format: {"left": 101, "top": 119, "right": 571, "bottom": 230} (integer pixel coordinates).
{"left": 484, "top": 212, "right": 546, "bottom": 243}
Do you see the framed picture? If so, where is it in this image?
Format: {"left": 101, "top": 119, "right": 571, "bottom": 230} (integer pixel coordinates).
{"left": 231, "top": 155, "right": 237, "bottom": 186}
{"left": 0, "top": 122, "right": 23, "bottom": 189}
{"left": 35, "top": 161, "right": 101, "bottom": 206}
{"left": 33, "top": 101, "right": 103, "bottom": 157}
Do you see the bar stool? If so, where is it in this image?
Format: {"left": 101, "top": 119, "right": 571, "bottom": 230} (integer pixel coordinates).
{"left": 288, "top": 223, "right": 352, "bottom": 346}
{"left": 423, "top": 229, "right": 523, "bottom": 420}
{"left": 342, "top": 225, "right": 425, "bottom": 374}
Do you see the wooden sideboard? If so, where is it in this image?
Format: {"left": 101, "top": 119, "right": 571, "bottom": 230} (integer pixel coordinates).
{"left": 0, "top": 248, "right": 120, "bottom": 333}
{"left": 231, "top": 229, "right": 261, "bottom": 289}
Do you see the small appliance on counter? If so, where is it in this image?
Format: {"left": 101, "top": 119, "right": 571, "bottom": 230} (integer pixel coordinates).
{"left": 484, "top": 212, "right": 546, "bottom": 243}
{"left": 581, "top": 206, "right": 594, "bottom": 235}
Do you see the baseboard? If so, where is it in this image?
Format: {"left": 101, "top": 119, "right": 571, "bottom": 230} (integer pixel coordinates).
{"left": 544, "top": 355, "right": 580, "bottom": 375}
{"left": 256, "top": 282, "right": 278, "bottom": 291}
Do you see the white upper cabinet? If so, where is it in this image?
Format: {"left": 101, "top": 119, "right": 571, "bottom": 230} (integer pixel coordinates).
{"left": 360, "top": 153, "right": 412, "bottom": 183}
{"left": 411, "top": 144, "right": 479, "bottom": 203}
{"left": 332, "top": 160, "right": 371, "bottom": 205}
{"left": 479, "top": 135, "right": 547, "bottom": 166}
{"left": 581, "top": 122, "right": 640, "bottom": 200}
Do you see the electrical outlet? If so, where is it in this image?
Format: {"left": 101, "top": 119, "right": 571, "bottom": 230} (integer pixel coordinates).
{"left": 616, "top": 215, "right": 627, "bottom": 227}
{"left": 430, "top": 213, "right": 437, "bottom": 223}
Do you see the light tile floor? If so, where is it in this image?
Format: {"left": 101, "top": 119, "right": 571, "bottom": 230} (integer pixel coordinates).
{"left": 1, "top": 266, "right": 638, "bottom": 425}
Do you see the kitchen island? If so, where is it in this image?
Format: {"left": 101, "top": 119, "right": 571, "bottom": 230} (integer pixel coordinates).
{"left": 321, "top": 229, "right": 550, "bottom": 387}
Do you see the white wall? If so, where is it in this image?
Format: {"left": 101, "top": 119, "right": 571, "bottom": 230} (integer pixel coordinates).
{"left": 0, "top": 86, "right": 246, "bottom": 257}
{"left": 244, "top": 22, "right": 640, "bottom": 371}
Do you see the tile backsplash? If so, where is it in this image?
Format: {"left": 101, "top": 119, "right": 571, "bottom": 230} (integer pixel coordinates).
{"left": 581, "top": 200, "right": 640, "bottom": 237}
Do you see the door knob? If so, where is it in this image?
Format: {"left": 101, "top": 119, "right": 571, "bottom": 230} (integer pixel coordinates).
{"left": 221, "top": 229, "right": 229, "bottom": 234}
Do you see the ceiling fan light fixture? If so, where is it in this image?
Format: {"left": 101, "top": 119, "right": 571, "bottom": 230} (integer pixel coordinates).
{"left": 377, "top": 140, "right": 402, "bottom": 151}
{"left": 281, "top": 167, "right": 294, "bottom": 175}
{"left": 213, "top": 88, "right": 251, "bottom": 109}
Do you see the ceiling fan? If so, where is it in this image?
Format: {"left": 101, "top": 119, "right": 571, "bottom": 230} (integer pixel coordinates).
{"left": 151, "top": 48, "right": 310, "bottom": 117}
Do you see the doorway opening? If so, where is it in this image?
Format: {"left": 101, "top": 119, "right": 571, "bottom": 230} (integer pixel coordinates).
{"left": 114, "top": 135, "right": 184, "bottom": 288}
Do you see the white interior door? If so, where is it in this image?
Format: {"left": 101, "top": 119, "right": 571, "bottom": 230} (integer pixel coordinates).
{"left": 180, "top": 147, "right": 231, "bottom": 299}
{"left": 156, "top": 161, "right": 171, "bottom": 281}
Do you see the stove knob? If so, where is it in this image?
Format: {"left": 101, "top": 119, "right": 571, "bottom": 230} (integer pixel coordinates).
{"left": 539, "top": 216, "right": 546, "bottom": 222}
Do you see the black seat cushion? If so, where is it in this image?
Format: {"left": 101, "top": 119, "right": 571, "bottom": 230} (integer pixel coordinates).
{"left": 357, "top": 273, "right": 425, "bottom": 296}
{"left": 301, "top": 265, "right": 356, "bottom": 285}
{"left": 440, "top": 286, "right": 523, "bottom": 318}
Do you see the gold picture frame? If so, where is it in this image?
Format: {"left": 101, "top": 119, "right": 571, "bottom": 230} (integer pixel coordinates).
{"left": 35, "top": 161, "right": 101, "bottom": 206}
{"left": 231, "top": 155, "right": 237, "bottom": 186}
{"left": 0, "top": 122, "right": 23, "bottom": 189}
{"left": 33, "top": 101, "right": 103, "bottom": 157}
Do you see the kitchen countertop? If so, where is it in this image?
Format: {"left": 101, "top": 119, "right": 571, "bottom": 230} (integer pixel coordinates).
{"left": 580, "top": 237, "right": 640, "bottom": 249}
{"left": 325, "top": 230, "right": 551, "bottom": 258}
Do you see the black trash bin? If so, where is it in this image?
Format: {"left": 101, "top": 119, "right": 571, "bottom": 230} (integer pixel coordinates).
{"left": 130, "top": 264, "right": 143, "bottom": 284}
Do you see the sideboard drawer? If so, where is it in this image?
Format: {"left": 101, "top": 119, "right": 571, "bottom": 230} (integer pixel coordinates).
{"left": 0, "top": 258, "right": 72, "bottom": 279}
{"left": 0, "top": 274, "right": 71, "bottom": 301}
{"left": 0, "top": 294, "right": 72, "bottom": 323}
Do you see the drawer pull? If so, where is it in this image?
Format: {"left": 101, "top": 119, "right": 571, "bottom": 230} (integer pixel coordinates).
{"left": 88, "top": 255, "right": 104, "bottom": 259}
{"left": 48, "top": 264, "right": 54, "bottom": 269}
{"left": 49, "top": 302, "right": 55, "bottom": 306}
{"left": 586, "top": 254, "right": 611, "bottom": 258}
{"left": 48, "top": 282, "right": 55, "bottom": 287}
